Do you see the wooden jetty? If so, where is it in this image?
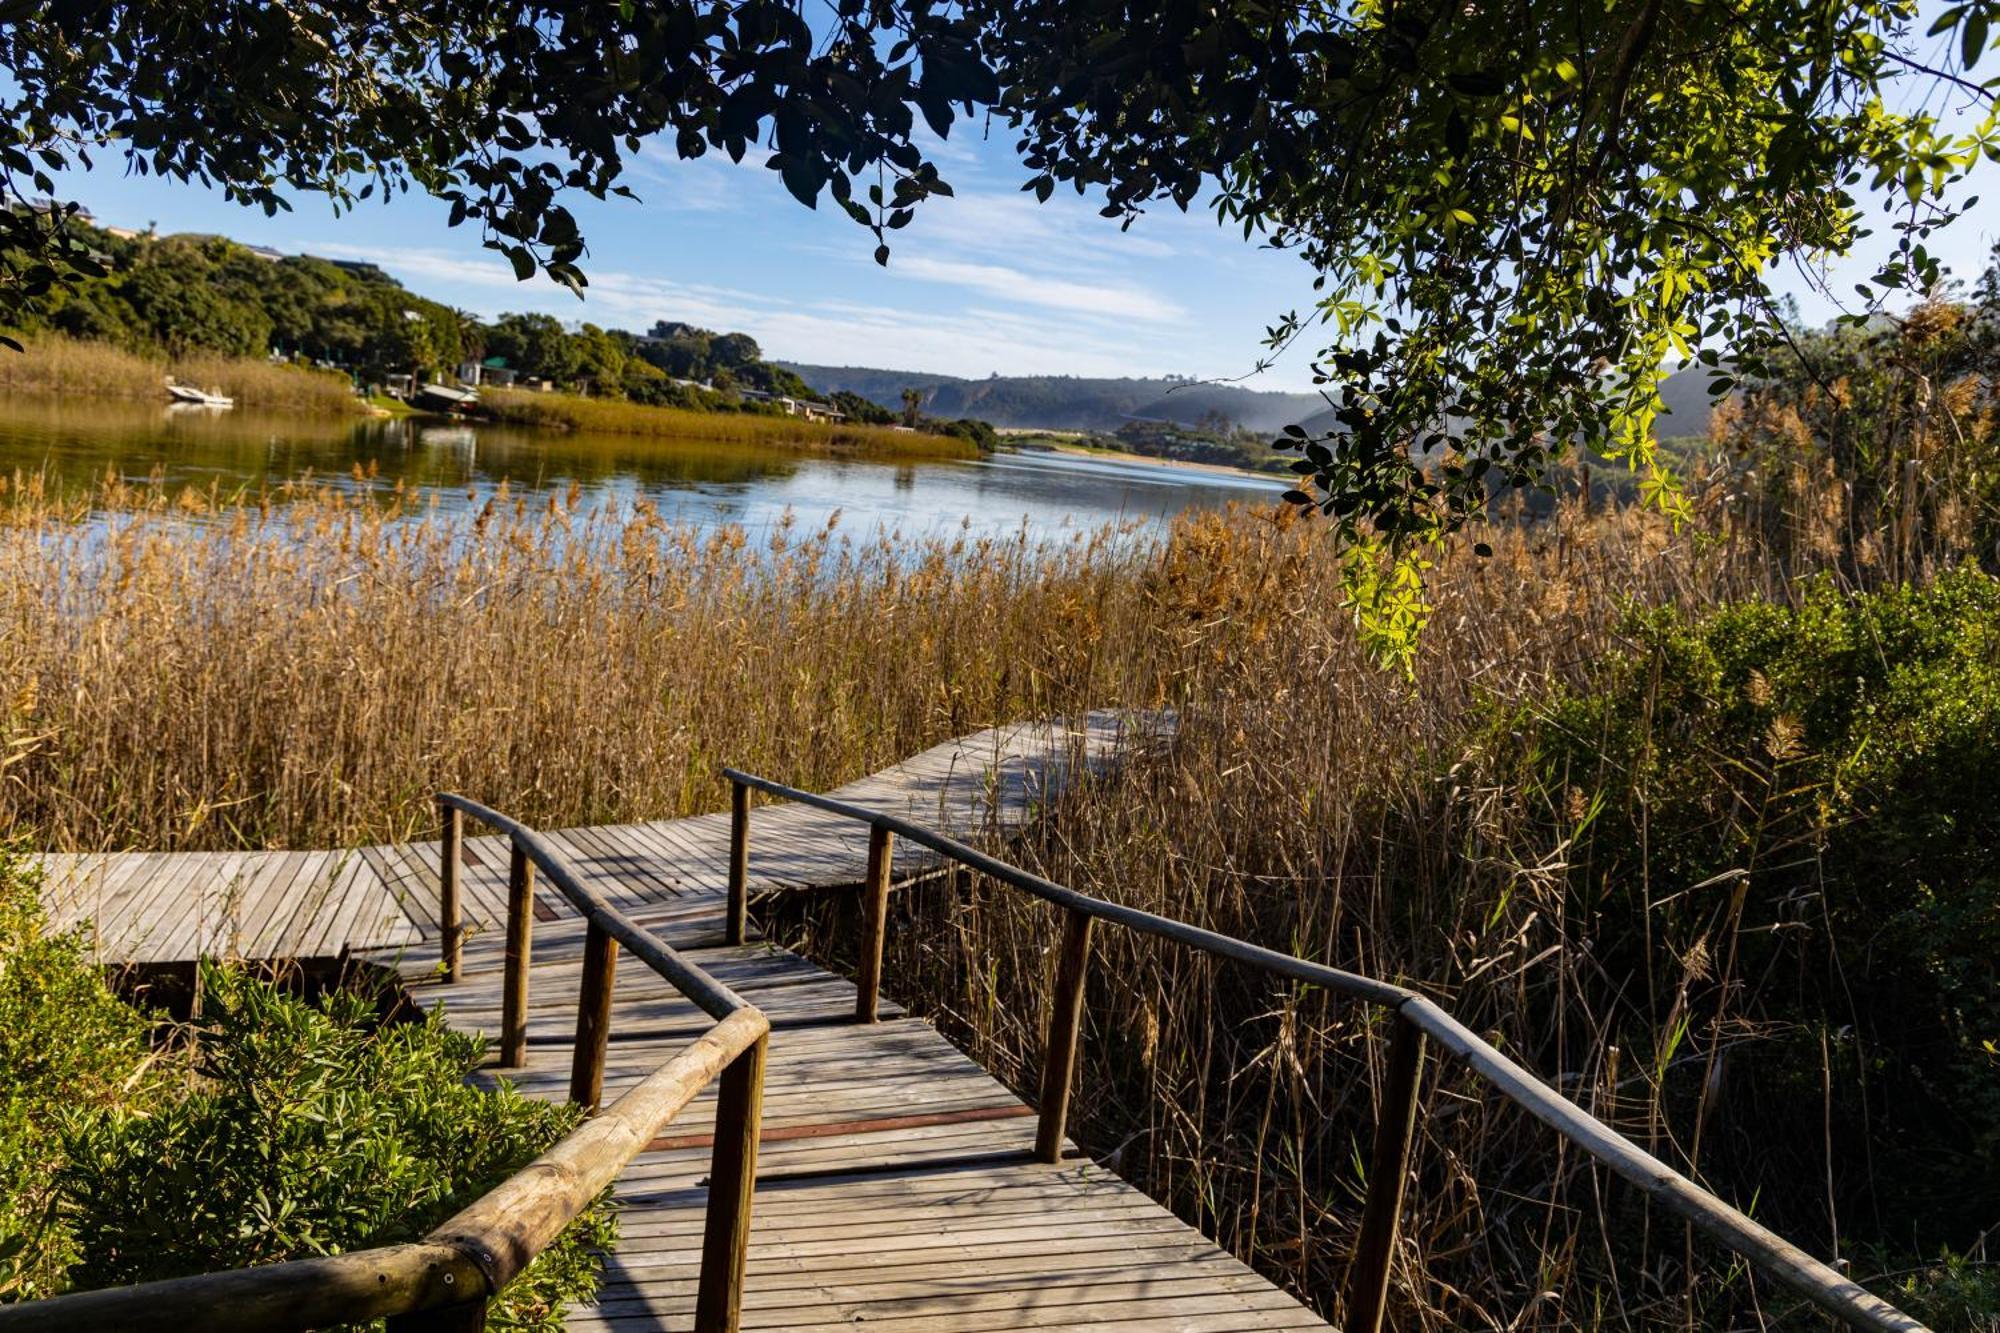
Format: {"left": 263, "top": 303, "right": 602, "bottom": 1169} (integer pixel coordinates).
{"left": 36, "top": 713, "right": 1139, "bottom": 965}
{"left": 17, "top": 710, "right": 1919, "bottom": 1333}
{"left": 31, "top": 712, "right": 1326, "bottom": 1332}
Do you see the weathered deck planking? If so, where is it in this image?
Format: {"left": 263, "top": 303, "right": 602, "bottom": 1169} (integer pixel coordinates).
{"left": 32, "top": 711, "right": 1329, "bottom": 1331}
{"left": 36, "top": 713, "right": 1140, "bottom": 962}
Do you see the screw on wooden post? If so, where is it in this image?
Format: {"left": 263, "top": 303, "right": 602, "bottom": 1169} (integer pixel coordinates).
{"left": 570, "top": 920, "right": 619, "bottom": 1110}
{"left": 437, "top": 800, "right": 464, "bottom": 984}
{"left": 854, "top": 824, "right": 894, "bottom": 1022}
{"left": 694, "top": 1034, "right": 768, "bottom": 1333}
{"left": 499, "top": 842, "right": 536, "bottom": 1069}
{"left": 1344, "top": 1011, "right": 1427, "bottom": 1333}
{"left": 726, "top": 780, "right": 750, "bottom": 946}
{"left": 386, "top": 1296, "right": 488, "bottom": 1332}
{"left": 1034, "top": 906, "right": 1093, "bottom": 1164}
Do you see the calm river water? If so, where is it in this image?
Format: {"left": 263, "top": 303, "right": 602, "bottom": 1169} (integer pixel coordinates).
{"left": 0, "top": 399, "right": 1278, "bottom": 540}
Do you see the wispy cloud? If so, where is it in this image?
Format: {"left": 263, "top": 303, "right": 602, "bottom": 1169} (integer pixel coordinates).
{"left": 912, "top": 187, "right": 1180, "bottom": 264}
{"left": 299, "top": 241, "right": 1203, "bottom": 379}
{"left": 890, "top": 255, "right": 1182, "bottom": 323}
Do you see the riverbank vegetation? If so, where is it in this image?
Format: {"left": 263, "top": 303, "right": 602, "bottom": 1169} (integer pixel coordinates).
{"left": 0, "top": 334, "right": 362, "bottom": 414}
{"left": 0, "top": 290, "right": 1995, "bottom": 1326}
{"left": 3, "top": 223, "right": 955, "bottom": 431}
{"left": 3, "top": 470, "right": 1991, "bottom": 1324}
{"left": 479, "top": 386, "right": 978, "bottom": 459}
{"left": 0, "top": 850, "right": 610, "bottom": 1318}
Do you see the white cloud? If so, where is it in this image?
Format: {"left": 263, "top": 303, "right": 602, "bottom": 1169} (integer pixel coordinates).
{"left": 912, "top": 187, "right": 1179, "bottom": 264}
{"left": 627, "top": 143, "right": 776, "bottom": 214}
{"left": 889, "top": 255, "right": 1183, "bottom": 323}
{"left": 297, "top": 241, "right": 1202, "bottom": 379}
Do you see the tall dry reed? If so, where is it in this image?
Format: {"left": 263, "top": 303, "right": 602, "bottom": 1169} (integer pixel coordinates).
{"left": 762, "top": 502, "right": 1885, "bottom": 1331}
{"left": 0, "top": 334, "right": 362, "bottom": 414}
{"left": 0, "top": 477, "right": 1165, "bottom": 850}
{"left": 479, "top": 387, "right": 978, "bottom": 460}
{"left": 5, "top": 472, "right": 1935, "bottom": 1328}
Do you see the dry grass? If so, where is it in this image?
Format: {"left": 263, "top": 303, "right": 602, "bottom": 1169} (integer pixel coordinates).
{"left": 760, "top": 504, "right": 1884, "bottom": 1332}
{"left": 479, "top": 387, "right": 978, "bottom": 460}
{"left": 0, "top": 477, "right": 1164, "bottom": 850}
{"left": 0, "top": 335, "right": 363, "bottom": 414}
{"left": 0, "top": 472, "right": 1931, "bottom": 1327}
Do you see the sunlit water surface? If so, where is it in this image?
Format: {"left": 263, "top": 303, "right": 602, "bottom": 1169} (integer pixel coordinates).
{"left": 0, "top": 399, "right": 1280, "bottom": 544}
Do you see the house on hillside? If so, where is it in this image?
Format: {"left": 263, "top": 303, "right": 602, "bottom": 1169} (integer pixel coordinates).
{"left": 456, "top": 357, "right": 519, "bottom": 389}
{"left": 246, "top": 244, "right": 285, "bottom": 262}
{"left": 323, "top": 257, "right": 391, "bottom": 283}
{"left": 739, "top": 388, "right": 845, "bottom": 422}
{"left": 28, "top": 198, "right": 92, "bottom": 224}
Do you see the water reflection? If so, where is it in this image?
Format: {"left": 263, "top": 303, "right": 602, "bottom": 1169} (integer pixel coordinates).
{"left": 0, "top": 396, "right": 1278, "bottom": 540}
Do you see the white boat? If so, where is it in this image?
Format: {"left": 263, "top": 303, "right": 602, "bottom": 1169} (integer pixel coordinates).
{"left": 165, "top": 380, "right": 234, "bottom": 408}
{"left": 412, "top": 381, "right": 479, "bottom": 413}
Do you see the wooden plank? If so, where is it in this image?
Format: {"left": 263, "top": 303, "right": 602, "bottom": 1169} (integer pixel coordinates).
{"left": 271, "top": 851, "right": 337, "bottom": 958}
{"left": 116, "top": 850, "right": 214, "bottom": 961}
{"left": 160, "top": 850, "right": 253, "bottom": 960}
{"left": 232, "top": 851, "right": 315, "bottom": 958}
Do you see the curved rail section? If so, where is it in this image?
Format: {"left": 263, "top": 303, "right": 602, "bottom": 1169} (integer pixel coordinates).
{"left": 0, "top": 796, "right": 770, "bottom": 1333}
{"left": 720, "top": 767, "right": 1927, "bottom": 1333}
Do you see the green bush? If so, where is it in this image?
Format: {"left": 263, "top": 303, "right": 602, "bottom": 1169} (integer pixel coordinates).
{"left": 0, "top": 847, "right": 160, "bottom": 1301}
{"left": 0, "top": 855, "right": 617, "bottom": 1326}
{"left": 1510, "top": 571, "right": 2000, "bottom": 1252}
{"left": 55, "top": 962, "right": 614, "bottom": 1328}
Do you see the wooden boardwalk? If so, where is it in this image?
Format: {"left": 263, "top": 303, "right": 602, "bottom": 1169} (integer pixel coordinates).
{"left": 36, "top": 711, "right": 1330, "bottom": 1332}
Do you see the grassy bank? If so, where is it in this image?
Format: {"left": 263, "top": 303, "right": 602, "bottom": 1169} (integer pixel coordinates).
{"left": 481, "top": 386, "right": 979, "bottom": 459}
{"left": 0, "top": 334, "right": 363, "bottom": 414}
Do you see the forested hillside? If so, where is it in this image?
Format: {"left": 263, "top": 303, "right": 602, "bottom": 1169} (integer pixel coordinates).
{"left": 8, "top": 222, "right": 817, "bottom": 409}
{"left": 787, "top": 360, "right": 1728, "bottom": 437}
{"left": 779, "top": 363, "right": 1331, "bottom": 432}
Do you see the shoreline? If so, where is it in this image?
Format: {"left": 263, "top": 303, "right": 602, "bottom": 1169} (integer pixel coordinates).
{"left": 1003, "top": 440, "right": 1284, "bottom": 483}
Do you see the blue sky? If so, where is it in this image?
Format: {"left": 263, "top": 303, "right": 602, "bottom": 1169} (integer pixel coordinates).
{"left": 60, "top": 86, "right": 1997, "bottom": 391}
{"left": 66, "top": 130, "right": 1327, "bottom": 388}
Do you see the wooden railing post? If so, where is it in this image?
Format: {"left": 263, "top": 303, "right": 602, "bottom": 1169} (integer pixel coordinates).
{"left": 1034, "top": 907, "right": 1093, "bottom": 1163}
{"left": 854, "top": 824, "right": 894, "bottom": 1022}
{"left": 726, "top": 780, "right": 750, "bottom": 946}
{"left": 694, "top": 1034, "right": 768, "bottom": 1333}
{"left": 570, "top": 921, "right": 619, "bottom": 1110}
{"left": 1344, "top": 1011, "right": 1427, "bottom": 1333}
{"left": 437, "top": 800, "right": 464, "bottom": 984}
{"left": 500, "top": 843, "right": 535, "bottom": 1069}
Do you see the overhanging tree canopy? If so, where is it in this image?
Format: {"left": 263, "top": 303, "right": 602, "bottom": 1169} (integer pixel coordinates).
{"left": 4, "top": 1, "right": 1996, "bottom": 645}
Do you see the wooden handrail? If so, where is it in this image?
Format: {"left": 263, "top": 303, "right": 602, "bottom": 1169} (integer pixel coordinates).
{"left": 434, "top": 793, "right": 769, "bottom": 1332}
{"left": 1, "top": 801, "right": 772, "bottom": 1333}
{"left": 0, "top": 1008, "right": 768, "bottom": 1333}
{"left": 720, "top": 766, "right": 1928, "bottom": 1333}
{"left": 440, "top": 793, "right": 753, "bottom": 1021}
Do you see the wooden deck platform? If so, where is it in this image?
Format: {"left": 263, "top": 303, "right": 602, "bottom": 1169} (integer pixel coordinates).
{"left": 36, "top": 711, "right": 1331, "bottom": 1332}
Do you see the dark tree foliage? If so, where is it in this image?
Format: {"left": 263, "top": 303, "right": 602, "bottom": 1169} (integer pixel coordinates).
{"left": 3, "top": 1, "right": 1998, "bottom": 645}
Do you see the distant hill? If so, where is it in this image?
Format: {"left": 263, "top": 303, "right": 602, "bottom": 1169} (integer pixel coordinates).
{"left": 783, "top": 361, "right": 1726, "bottom": 439}
{"left": 1655, "top": 363, "right": 1727, "bottom": 436}
{"left": 1291, "top": 362, "right": 1727, "bottom": 439}
{"left": 777, "top": 363, "right": 1329, "bottom": 433}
